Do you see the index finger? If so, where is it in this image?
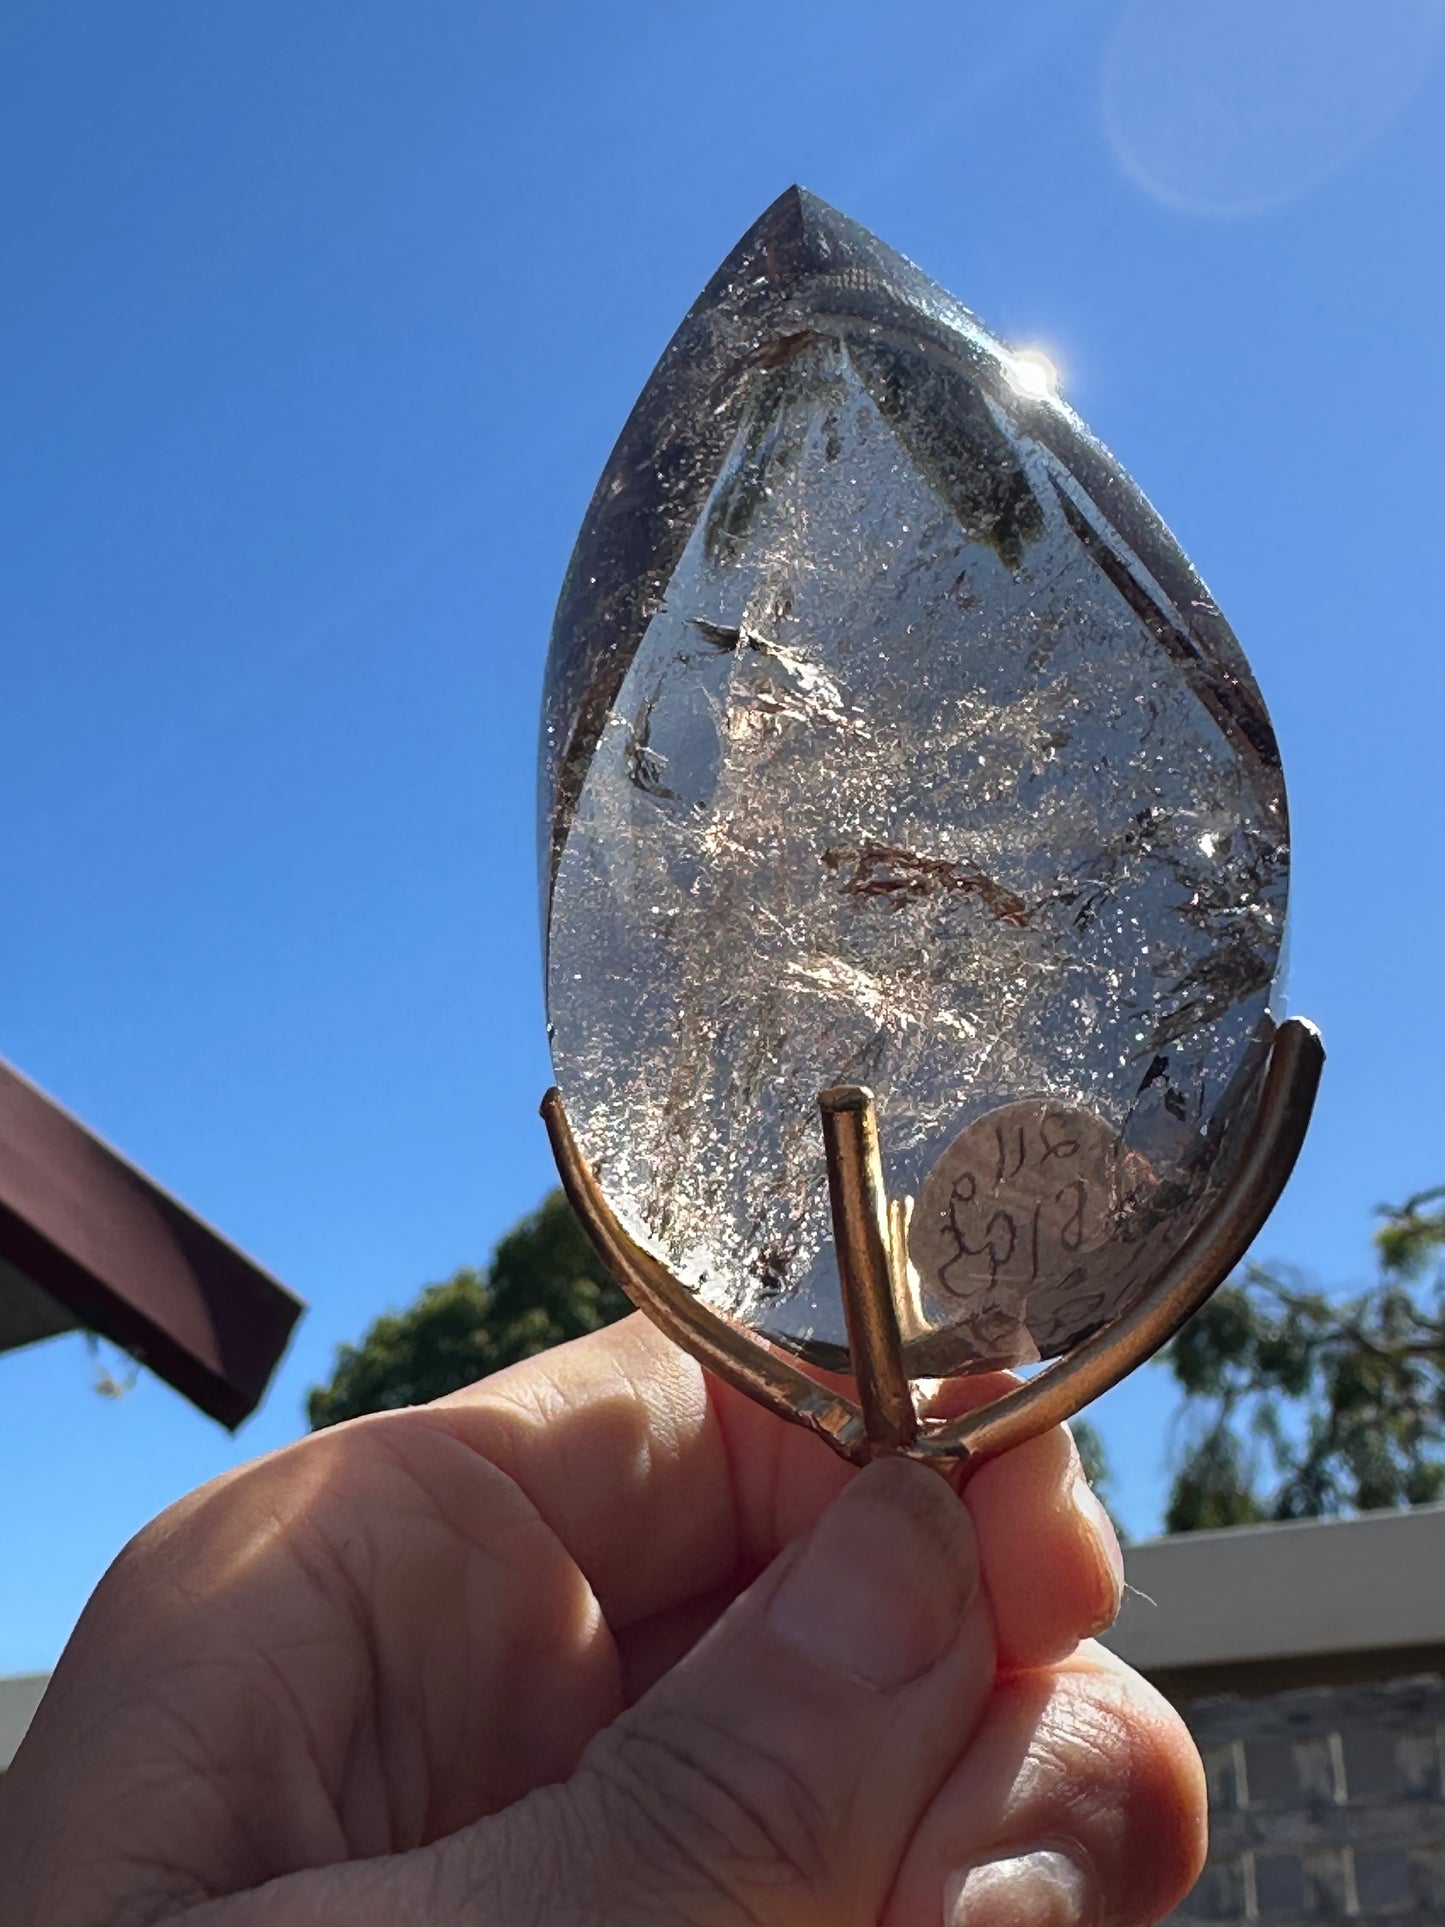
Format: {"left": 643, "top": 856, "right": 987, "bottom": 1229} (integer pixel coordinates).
{"left": 430, "top": 1313, "right": 1122, "bottom": 1665}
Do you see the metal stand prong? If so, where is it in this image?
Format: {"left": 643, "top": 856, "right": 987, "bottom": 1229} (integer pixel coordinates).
{"left": 541, "top": 1088, "right": 869, "bottom": 1463}
{"left": 542, "top": 1018, "right": 1325, "bottom": 1477}
{"left": 819, "top": 1086, "right": 918, "bottom": 1456}
{"left": 919, "top": 1016, "right": 1326, "bottom": 1475}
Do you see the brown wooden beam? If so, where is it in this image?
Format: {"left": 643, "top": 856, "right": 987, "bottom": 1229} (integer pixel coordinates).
{"left": 0, "top": 1058, "right": 303, "bottom": 1429}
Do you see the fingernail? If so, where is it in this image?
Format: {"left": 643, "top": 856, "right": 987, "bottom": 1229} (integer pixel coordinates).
{"left": 1072, "top": 1471, "right": 1125, "bottom": 1626}
{"left": 767, "top": 1457, "right": 979, "bottom": 1691}
{"left": 946, "top": 1846, "right": 1095, "bottom": 1925}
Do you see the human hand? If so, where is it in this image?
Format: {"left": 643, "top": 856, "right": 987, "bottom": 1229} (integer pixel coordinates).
{"left": 0, "top": 1313, "right": 1204, "bottom": 1925}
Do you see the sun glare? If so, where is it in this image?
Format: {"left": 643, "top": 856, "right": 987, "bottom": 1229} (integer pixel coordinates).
{"left": 1007, "top": 349, "right": 1061, "bottom": 400}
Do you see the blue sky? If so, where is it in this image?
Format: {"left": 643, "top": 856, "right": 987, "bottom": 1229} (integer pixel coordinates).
{"left": 3, "top": 0, "right": 1443, "bottom": 1674}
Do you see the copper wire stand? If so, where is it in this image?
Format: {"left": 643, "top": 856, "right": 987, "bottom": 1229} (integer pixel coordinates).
{"left": 542, "top": 1017, "right": 1324, "bottom": 1476}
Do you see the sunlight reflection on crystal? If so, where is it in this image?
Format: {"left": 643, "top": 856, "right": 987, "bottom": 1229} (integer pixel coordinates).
{"left": 542, "top": 190, "right": 1289, "bottom": 1378}
{"left": 1006, "top": 348, "right": 1060, "bottom": 399}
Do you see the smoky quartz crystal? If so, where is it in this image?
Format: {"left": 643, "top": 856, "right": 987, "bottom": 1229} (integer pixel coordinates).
{"left": 540, "top": 188, "right": 1287, "bottom": 1376}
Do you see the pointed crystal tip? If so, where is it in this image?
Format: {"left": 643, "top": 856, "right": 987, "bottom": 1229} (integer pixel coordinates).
{"left": 540, "top": 192, "right": 1287, "bottom": 1378}
{"left": 702, "top": 184, "right": 921, "bottom": 312}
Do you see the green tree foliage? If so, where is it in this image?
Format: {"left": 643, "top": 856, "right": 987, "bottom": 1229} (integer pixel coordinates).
{"left": 1071, "top": 1414, "right": 1110, "bottom": 1497}
{"left": 1163, "top": 1186, "right": 1445, "bottom": 1532}
{"left": 305, "top": 1181, "right": 1117, "bottom": 1531}
{"left": 306, "top": 1190, "right": 631, "bottom": 1430}
{"left": 1070, "top": 1414, "right": 1126, "bottom": 1540}
{"left": 309, "top": 1180, "right": 1445, "bottom": 1538}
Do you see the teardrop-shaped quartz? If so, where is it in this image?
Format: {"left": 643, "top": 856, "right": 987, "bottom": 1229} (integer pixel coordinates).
{"left": 541, "top": 188, "right": 1287, "bottom": 1375}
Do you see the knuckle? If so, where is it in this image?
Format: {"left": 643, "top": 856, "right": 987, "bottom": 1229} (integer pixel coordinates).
{"left": 574, "top": 1704, "right": 833, "bottom": 1922}
{"left": 450, "top": 1792, "right": 584, "bottom": 1927}
{"left": 1003, "top": 1667, "right": 1207, "bottom": 1913}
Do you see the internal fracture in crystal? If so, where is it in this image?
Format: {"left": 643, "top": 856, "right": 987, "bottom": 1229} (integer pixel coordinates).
{"left": 541, "top": 189, "right": 1287, "bottom": 1375}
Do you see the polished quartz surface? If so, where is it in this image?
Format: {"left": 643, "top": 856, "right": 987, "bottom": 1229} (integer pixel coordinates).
{"left": 542, "top": 190, "right": 1287, "bottom": 1374}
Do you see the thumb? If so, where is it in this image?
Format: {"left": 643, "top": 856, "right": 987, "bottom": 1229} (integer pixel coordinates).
{"left": 468, "top": 1454, "right": 996, "bottom": 1926}
{"left": 172, "top": 1458, "right": 995, "bottom": 1927}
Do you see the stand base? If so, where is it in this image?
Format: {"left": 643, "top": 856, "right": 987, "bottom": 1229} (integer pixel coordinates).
{"left": 542, "top": 1019, "right": 1324, "bottom": 1476}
